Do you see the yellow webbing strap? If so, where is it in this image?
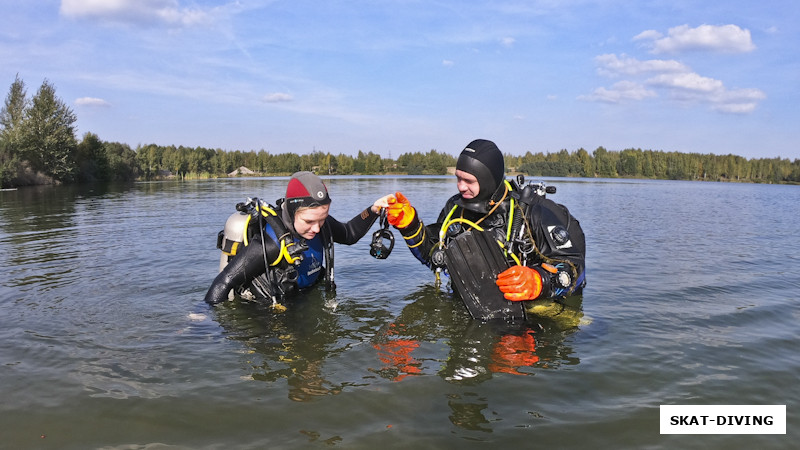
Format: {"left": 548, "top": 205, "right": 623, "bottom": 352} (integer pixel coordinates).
{"left": 241, "top": 204, "right": 298, "bottom": 266}
{"left": 243, "top": 214, "right": 253, "bottom": 247}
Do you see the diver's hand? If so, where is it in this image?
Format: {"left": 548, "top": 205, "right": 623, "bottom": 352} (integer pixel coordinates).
{"left": 371, "top": 194, "right": 394, "bottom": 214}
{"left": 496, "top": 266, "right": 543, "bottom": 301}
{"left": 386, "top": 192, "right": 416, "bottom": 229}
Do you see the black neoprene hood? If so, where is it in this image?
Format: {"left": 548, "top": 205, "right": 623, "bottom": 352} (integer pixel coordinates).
{"left": 455, "top": 139, "right": 506, "bottom": 212}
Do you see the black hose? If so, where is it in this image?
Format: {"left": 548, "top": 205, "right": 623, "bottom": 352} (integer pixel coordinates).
{"left": 254, "top": 198, "right": 271, "bottom": 290}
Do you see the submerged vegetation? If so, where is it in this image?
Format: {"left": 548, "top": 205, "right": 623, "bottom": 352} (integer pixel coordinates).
{"left": 2, "top": 75, "right": 799, "bottom": 189}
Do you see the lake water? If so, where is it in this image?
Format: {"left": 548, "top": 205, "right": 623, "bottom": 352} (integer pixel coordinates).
{"left": 0, "top": 176, "right": 797, "bottom": 449}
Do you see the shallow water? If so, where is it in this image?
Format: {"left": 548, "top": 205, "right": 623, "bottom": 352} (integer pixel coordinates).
{"left": 0, "top": 176, "right": 796, "bottom": 449}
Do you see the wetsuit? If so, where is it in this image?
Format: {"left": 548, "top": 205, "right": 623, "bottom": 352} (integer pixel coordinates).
{"left": 398, "top": 184, "right": 586, "bottom": 300}
{"left": 204, "top": 205, "right": 378, "bottom": 305}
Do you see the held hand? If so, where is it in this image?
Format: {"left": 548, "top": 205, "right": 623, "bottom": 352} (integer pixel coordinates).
{"left": 386, "top": 191, "right": 416, "bottom": 229}
{"left": 495, "top": 265, "right": 543, "bottom": 301}
{"left": 371, "top": 194, "right": 394, "bottom": 214}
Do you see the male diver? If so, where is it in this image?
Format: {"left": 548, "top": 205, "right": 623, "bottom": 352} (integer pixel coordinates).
{"left": 385, "top": 139, "right": 586, "bottom": 320}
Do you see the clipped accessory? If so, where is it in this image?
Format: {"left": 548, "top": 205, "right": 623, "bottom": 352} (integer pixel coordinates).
{"left": 370, "top": 209, "right": 395, "bottom": 259}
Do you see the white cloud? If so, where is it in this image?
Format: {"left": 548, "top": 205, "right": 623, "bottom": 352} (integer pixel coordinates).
{"left": 59, "top": 0, "right": 213, "bottom": 27}
{"left": 710, "top": 88, "right": 767, "bottom": 113}
{"left": 75, "top": 97, "right": 112, "bottom": 107}
{"left": 634, "top": 24, "right": 756, "bottom": 54}
{"left": 578, "top": 80, "right": 657, "bottom": 103}
{"left": 645, "top": 73, "right": 765, "bottom": 113}
{"left": 500, "top": 37, "right": 515, "bottom": 47}
{"left": 442, "top": 59, "right": 454, "bottom": 67}
{"left": 595, "top": 54, "right": 689, "bottom": 77}
{"left": 584, "top": 53, "right": 765, "bottom": 113}
{"left": 263, "top": 92, "right": 293, "bottom": 103}
{"left": 647, "top": 72, "right": 724, "bottom": 93}
{"left": 632, "top": 30, "right": 662, "bottom": 41}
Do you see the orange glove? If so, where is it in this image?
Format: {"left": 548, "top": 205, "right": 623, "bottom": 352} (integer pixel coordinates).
{"left": 386, "top": 192, "right": 416, "bottom": 229}
{"left": 495, "top": 266, "right": 544, "bottom": 301}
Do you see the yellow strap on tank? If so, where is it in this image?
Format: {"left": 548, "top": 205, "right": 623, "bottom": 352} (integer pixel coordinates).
{"left": 242, "top": 204, "right": 277, "bottom": 247}
{"left": 236, "top": 204, "right": 296, "bottom": 266}
{"left": 243, "top": 214, "right": 253, "bottom": 247}
{"left": 223, "top": 241, "right": 240, "bottom": 256}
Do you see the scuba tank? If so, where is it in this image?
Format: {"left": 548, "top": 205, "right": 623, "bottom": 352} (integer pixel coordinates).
{"left": 215, "top": 198, "right": 275, "bottom": 272}
{"left": 217, "top": 210, "right": 248, "bottom": 272}
{"left": 508, "top": 175, "right": 585, "bottom": 297}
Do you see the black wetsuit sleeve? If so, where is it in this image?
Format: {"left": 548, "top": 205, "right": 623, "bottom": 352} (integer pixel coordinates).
{"left": 326, "top": 207, "right": 380, "bottom": 245}
{"left": 204, "top": 235, "right": 281, "bottom": 305}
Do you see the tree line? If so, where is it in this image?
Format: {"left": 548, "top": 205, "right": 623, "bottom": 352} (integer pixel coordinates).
{"left": 2, "top": 75, "right": 799, "bottom": 189}
{"left": 508, "top": 147, "right": 800, "bottom": 184}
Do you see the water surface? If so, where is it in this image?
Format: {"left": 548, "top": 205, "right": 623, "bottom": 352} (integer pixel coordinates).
{"left": 0, "top": 177, "right": 796, "bottom": 449}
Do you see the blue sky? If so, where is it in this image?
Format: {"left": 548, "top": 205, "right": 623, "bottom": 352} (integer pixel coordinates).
{"left": 1, "top": 1, "right": 798, "bottom": 160}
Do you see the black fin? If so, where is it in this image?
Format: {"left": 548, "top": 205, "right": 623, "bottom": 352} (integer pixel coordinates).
{"left": 444, "top": 230, "right": 526, "bottom": 321}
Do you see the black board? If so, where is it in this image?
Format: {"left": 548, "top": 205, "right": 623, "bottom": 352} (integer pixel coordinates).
{"left": 444, "top": 230, "right": 526, "bottom": 321}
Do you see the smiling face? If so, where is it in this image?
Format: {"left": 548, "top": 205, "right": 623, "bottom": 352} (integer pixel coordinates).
{"left": 293, "top": 204, "right": 330, "bottom": 239}
{"left": 455, "top": 169, "right": 480, "bottom": 199}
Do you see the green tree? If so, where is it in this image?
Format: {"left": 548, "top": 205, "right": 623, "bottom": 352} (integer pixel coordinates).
{"left": 273, "top": 152, "right": 301, "bottom": 174}
{"left": 363, "top": 151, "right": 383, "bottom": 174}
{"left": 19, "top": 79, "right": 77, "bottom": 182}
{"left": 321, "top": 152, "right": 335, "bottom": 174}
{"left": 136, "top": 143, "right": 164, "bottom": 179}
{"left": 336, "top": 153, "right": 354, "bottom": 174}
{"left": 576, "top": 148, "right": 593, "bottom": 177}
{"left": 0, "top": 74, "right": 27, "bottom": 147}
{"left": 254, "top": 150, "right": 270, "bottom": 173}
{"left": 425, "top": 149, "right": 453, "bottom": 174}
{"left": 105, "top": 141, "right": 138, "bottom": 181}
{"left": 396, "top": 151, "right": 422, "bottom": 174}
{"left": 593, "top": 146, "right": 617, "bottom": 178}
{"left": 0, "top": 138, "right": 19, "bottom": 188}
{"left": 75, "top": 132, "right": 110, "bottom": 182}
{"left": 0, "top": 75, "right": 28, "bottom": 187}
{"left": 641, "top": 151, "right": 654, "bottom": 178}
{"left": 618, "top": 148, "right": 641, "bottom": 177}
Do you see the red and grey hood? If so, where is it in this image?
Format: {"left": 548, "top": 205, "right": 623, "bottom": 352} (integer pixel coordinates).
{"left": 281, "top": 171, "right": 331, "bottom": 234}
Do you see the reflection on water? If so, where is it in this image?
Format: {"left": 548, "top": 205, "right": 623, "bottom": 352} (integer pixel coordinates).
{"left": 211, "top": 289, "right": 349, "bottom": 402}
{"left": 209, "top": 281, "right": 583, "bottom": 433}
{"left": 211, "top": 281, "right": 582, "bottom": 410}
{"left": 374, "top": 287, "right": 582, "bottom": 384}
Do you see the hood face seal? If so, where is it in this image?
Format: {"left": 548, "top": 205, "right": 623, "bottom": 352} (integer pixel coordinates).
{"left": 455, "top": 139, "right": 506, "bottom": 213}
